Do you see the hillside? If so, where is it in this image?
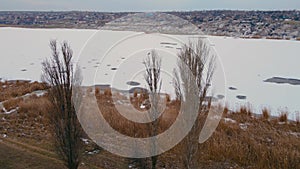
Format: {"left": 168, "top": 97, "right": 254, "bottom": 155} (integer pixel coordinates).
{"left": 0, "top": 81, "right": 299, "bottom": 169}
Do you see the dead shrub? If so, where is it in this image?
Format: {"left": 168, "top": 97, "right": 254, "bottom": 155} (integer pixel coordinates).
{"left": 278, "top": 111, "right": 288, "bottom": 123}
{"left": 262, "top": 108, "right": 270, "bottom": 120}
{"left": 133, "top": 89, "right": 138, "bottom": 98}
{"left": 223, "top": 106, "right": 229, "bottom": 115}
{"left": 165, "top": 94, "right": 170, "bottom": 103}
{"left": 104, "top": 88, "right": 112, "bottom": 96}
{"left": 239, "top": 106, "right": 252, "bottom": 116}
{"left": 294, "top": 112, "right": 300, "bottom": 125}
{"left": 95, "top": 87, "right": 100, "bottom": 95}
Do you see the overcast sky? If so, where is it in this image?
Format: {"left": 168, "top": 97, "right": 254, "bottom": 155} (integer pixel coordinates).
{"left": 0, "top": 0, "right": 300, "bottom": 11}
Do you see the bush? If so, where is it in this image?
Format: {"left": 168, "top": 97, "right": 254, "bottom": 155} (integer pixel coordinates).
{"left": 95, "top": 87, "right": 100, "bottom": 95}
{"left": 279, "top": 112, "right": 288, "bottom": 122}
{"left": 262, "top": 108, "right": 270, "bottom": 120}
{"left": 239, "top": 106, "right": 252, "bottom": 116}
{"left": 165, "top": 94, "right": 171, "bottom": 103}
{"left": 104, "top": 88, "right": 112, "bottom": 96}
{"left": 133, "top": 89, "right": 138, "bottom": 98}
{"left": 296, "top": 113, "right": 300, "bottom": 125}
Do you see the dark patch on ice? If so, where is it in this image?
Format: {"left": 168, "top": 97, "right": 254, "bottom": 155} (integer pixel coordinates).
{"left": 82, "top": 67, "right": 86, "bottom": 69}
{"left": 264, "top": 77, "right": 300, "bottom": 85}
{"left": 160, "top": 42, "right": 177, "bottom": 45}
{"left": 204, "top": 96, "right": 218, "bottom": 102}
{"left": 165, "top": 46, "right": 174, "bottom": 48}
{"left": 111, "top": 68, "right": 117, "bottom": 71}
{"left": 236, "top": 95, "right": 247, "bottom": 100}
{"left": 128, "top": 87, "right": 148, "bottom": 94}
{"left": 94, "top": 66, "right": 99, "bottom": 68}
{"left": 104, "top": 73, "right": 108, "bottom": 76}
{"left": 229, "top": 87, "right": 237, "bottom": 90}
{"left": 176, "top": 48, "right": 182, "bottom": 50}
{"left": 94, "top": 84, "right": 110, "bottom": 90}
{"left": 96, "top": 62, "right": 100, "bottom": 65}
{"left": 217, "top": 94, "right": 225, "bottom": 99}
{"left": 21, "top": 69, "right": 27, "bottom": 72}
{"left": 30, "top": 63, "right": 34, "bottom": 65}
{"left": 107, "top": 64, "right": 111, "bottom": 67}
{"left": 126, "top": 81, "right": 140, "bottom": 86}
{"left": 121, "top": 57, "right": 126, "bottom": 60}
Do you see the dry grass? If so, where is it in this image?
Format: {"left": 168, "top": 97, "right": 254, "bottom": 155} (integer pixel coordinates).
{"left": 1, "top": 84, "right": 299, "bottom": 169}
{"left": 262, "top": 108, "right": 270, "bottom": 120}
{"left": 0, "top": 80, "right": 48, "bottom": 102}
{"left": 165, "top": 94, "right": 170, "bottom": 103}
{"left": 104, "top": 88, "right": 112, "bottom": 96}
{"left": 97, "top": 93, "right": 178, "bottom": 138}
{"left": 279, "top": 111, "right": 288, "bottom": 123}
{"left": 95, "top": 87, "right": 100, "bottom": 95}
{"left": 296, "top": 113, "right": 300, "bottom": 125}
{"left": 195, "top": 109, "right": 300, "bottom": 169}
{"left": 239, "top": 106, "right": 252, "bottom": 117}
{"left": 1, "top": 95, "right": 52, "bottom": 142}
{"left": 3, "top": 98, "right": 23, "bottom": 111}
{"left": 94, "top": 92, "right": 300, "bottom": 168}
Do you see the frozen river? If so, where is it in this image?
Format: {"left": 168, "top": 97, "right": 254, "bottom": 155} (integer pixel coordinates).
{"left": 0, "top": 27, "right": 299, "bottom": 119}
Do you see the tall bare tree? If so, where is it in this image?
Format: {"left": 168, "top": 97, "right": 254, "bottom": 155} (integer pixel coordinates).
{"left": 42, "top": 40, "right": 83, "bottom": 169}
{"left": 144, "top": 50, "right": 162, "bottom": 169}
{"left": 174, "top": 39, "right": 215, "bottom": 169}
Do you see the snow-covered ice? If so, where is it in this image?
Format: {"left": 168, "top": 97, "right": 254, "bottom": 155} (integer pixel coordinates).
{"left": 0, "top": 27, "right": 300, "bottom": 119}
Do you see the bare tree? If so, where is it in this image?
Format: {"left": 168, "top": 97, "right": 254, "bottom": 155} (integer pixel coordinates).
{"left": 144, "top": 50, "right": 162, "bottom": 169}
{"left": 42, "top": 40, "right": 83, "bottom": 169}
{"left": 174, "top": 39, "right": 215, "bottom": 169}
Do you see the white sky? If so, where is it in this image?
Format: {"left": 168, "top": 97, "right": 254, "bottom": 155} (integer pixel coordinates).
{"left": 0, "top": 0, "right": 299, "bottom": 11}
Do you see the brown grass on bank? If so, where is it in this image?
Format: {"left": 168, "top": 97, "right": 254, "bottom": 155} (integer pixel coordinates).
{"left": 94, "top": 91, "right": 300, "bottom": 168}
{"left": 1, "top": 95, "right": 52, "bottom": 142}
{"left": 165, "top": 94, "right": 170, "bottom": 103}
{"left": 262, "top": 108, "right": 270, "bottom": 120}
{"left": 104, "top": 88, "right": 112, "bottom": 96}
{"left": 95, "top": 87, "right": 100, "bottom": 95}
{"left": 1, "top": 86, "right": 300, "bottom": 169}
{"left": 133, "top": 89, "right": 138, "bottom": 98}
{"left": 3, "top": 97, "right": 23, "bottom": 111}
{"left": 296, "top": 113, "right": 300, "bottom": 125}
{"left": 98, "top": 92, "right": 178, "bottom": 138}
{"left": 279, "top": 111, "right": 288, "bottom": 123}
{"left": 196, "top": 108, "right": 300, "bottom": 169}
{"left": 0, "top": 80, "right": 48, "bottom": 102}
{"left": 239, "top": 106, "right": 252, "bottom": 117}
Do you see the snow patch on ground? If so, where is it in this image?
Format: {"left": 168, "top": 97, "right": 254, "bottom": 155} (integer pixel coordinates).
{"left": 239, "top": 123, "right": 250, "bottom": 131}
{"left": 224, "top": 118, "right": 236, "bottom": 123}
